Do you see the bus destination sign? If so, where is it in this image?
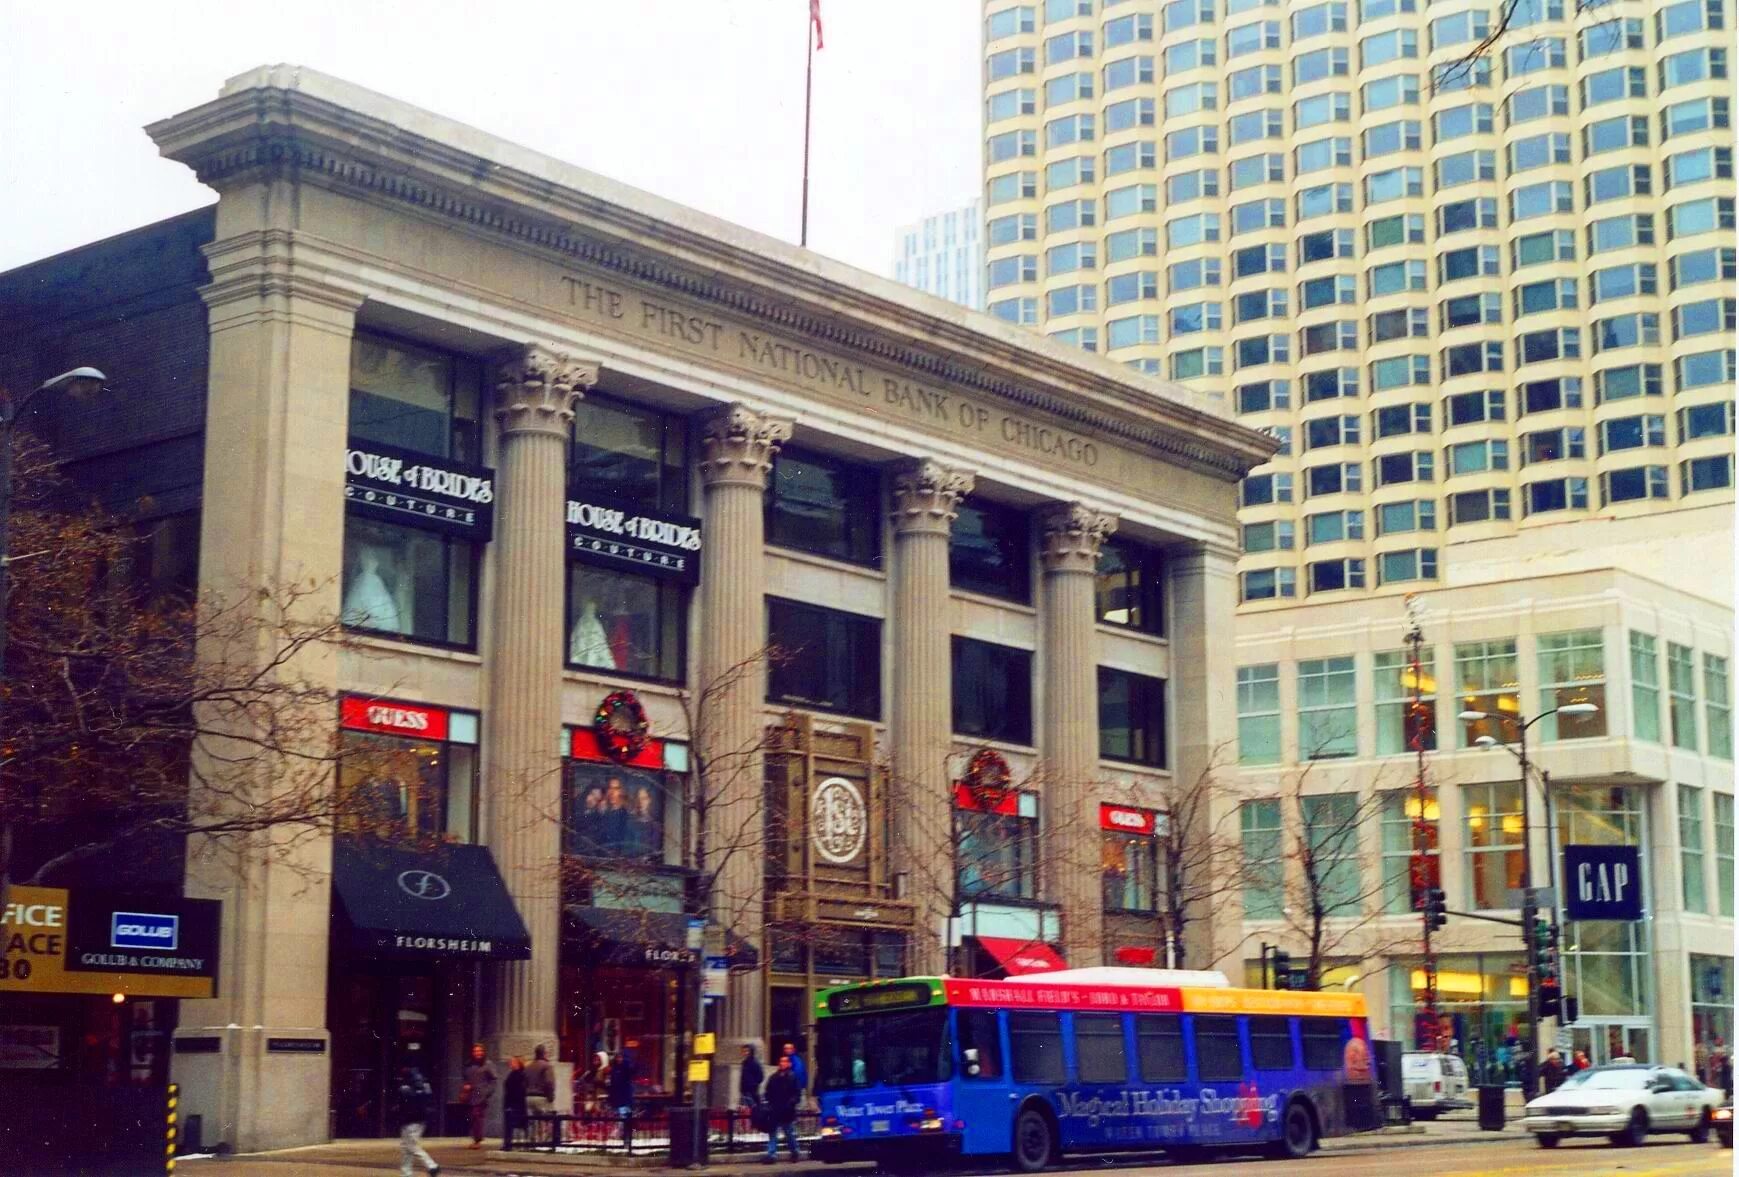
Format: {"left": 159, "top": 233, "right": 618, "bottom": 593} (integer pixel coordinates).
{"left": 827, "top": 982, "right": 936, "bottom": 1015}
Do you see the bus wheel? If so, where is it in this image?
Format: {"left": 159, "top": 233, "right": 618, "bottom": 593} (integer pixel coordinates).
{"left": 1011, "top": 1106, "right": 1056, "bottom": 1172}
{"left": 1269, "top": 1100, "right": 1316, "bottom": 1160}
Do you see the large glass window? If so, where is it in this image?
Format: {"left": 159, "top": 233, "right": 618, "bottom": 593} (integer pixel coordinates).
{"left": 958, "top": 791, "right": 1040, "bottom": 901}
{"left": 1631, "top": 632, "right": 1662, "bottom": 742}
{"left": 571, "top": 394, "right": 688, "bottom": 514}
{"left": 1681, "top": 785, "right": 1708, "bottom": 912}
{"left": 767, "top": 598, "right": 882, "bottom": 719}
{"left": 1238, "top": 664, "right": 1281, "bottom": 764}
{"left": 341, "top": 517, "right": 476, "bottom": 646}
{"left": 1298, "top": 656, "right": 1357, "bottom": 759}
{"left": 1555, "top": 786, "right": 1648, "bottom": 1018}
{"left": 817, "top": 1008, "right": 951, "bottom": 1090}
{"left": 338, "top": 708, "right": 479, "bottom": 844}
{"left": 1099, "top": 667, "right": 1166, "bottom": 766}
{"left": 1537, "top": 630, "right": 1607, "bottom": 740}
{"left": 1669, "top": 642, "right": 1700, "bottom": 750}
{"left": 766, "top": 447, "right": 881, "bottom": 566}
{"left": 350, "top": 333, "right": 481, "bottom": 462}
{"left": 1455, "top": 639, "right": 1519, "bottom": 748}
{"left": 1095, "top": 538, "right": 1163, "bottom": 634}
{"left": 1465, "top": 781, "right": 1523, "bottom": 910}
{"left": 1242, "top": 799, "right": 1284, "bottom": 918}
{"left": 1303, "top": 792, "right": 1362, "bottom": 914}
{"left": 953, "top": 638, "right": 1034, "bottom": 745}
{"left": 1103, "top": 818, "right": 1161, "bottom": 913}
{"left": 1381, "top": 789, "right": 1438, "bottom": 914}
{"left": 1692, "top": 955, "right": 1734, "bottom": 1081}
{"left": 1375, "top": 648, "right": 1436, "bottom": 755}
{"left": 568, "top": 563, "right": 683, "bottom": 681}
{"left": 1715, "top": 794, "right": 1735, "bottom": 918}
{"left": 1705, "top": 654, "right": 1732, "bottom": 759}
{"left": 950, "top": 499, "right": 1031, "bottom": 602}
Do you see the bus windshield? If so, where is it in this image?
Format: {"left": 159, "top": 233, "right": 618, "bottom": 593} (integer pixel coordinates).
{"left": 817, "top": 1008, "right": 952, "bottom": 1090}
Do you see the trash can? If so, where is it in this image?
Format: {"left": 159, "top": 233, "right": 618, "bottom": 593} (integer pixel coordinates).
{"left": 668, "top": 1107, "right": 708, "bottom": 1167}
{"left": 1477, "top": 1085, "right": 1506, "bottom": 1131}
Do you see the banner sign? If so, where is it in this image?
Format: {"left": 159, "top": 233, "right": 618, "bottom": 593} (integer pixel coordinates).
{"left": 345, "top": 438, "right": 495, "bottom": 540}
{"left": 566, "top": 492, "right": 702, "bottom": 584}
{"left": 1563, "top": 844, "right": 1644, "bottom": 921}
{"left": 1, "top": 886, "right": 219, "bottom": 998}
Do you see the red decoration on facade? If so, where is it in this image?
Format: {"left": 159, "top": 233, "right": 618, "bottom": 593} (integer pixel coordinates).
{"left": 593, "top": 690, "right": 650, "bottom": 763}
{"left": 963, "top": 746, "right": 1011, "bottom": 811}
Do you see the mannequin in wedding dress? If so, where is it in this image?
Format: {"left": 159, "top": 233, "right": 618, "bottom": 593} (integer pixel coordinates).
{"left": 569, "top": 596, "right": 617, "bottom": 669}
{"left": 343, "top": 544, "right": 403, "bottom": 633}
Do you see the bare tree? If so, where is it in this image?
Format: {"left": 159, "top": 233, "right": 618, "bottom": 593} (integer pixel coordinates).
{"left": 1145, "top": 748, "right": 1256, "bottom": 971}
{"left": 1433, "top": 0, "right": 1615, "bottom": 92}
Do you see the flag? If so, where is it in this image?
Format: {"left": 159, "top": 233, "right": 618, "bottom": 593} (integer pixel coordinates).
{"left": 810, "top": 0, "right": 824, "bottom": 49}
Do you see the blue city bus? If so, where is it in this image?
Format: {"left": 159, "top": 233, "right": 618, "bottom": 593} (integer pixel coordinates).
{"left": 812, "top": 968, "right": 1379, "bottom": 1172}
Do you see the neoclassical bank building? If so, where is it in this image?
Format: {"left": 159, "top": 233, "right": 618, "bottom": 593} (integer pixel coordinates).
{"left": 0, "top": 67, "right": 1270, "bottom": 1149}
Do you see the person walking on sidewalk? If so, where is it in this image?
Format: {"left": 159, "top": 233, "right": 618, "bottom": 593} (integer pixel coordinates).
{"left": 739, "top": 1044, "right": 765, "bottom": 1110}
{"left": 607, "top": 1049, "right": 637, "bottom": 1148}
{"left": 502, "top": 1056, "right": 527, "bottom": 1151}
{"left": 461, "top": 1043, "right": 498, "bottom": 1149}
{"left": 762, "top": 1054, "right": 801, "bottom": 1164}
{"left": 523, "top": 1044, "right": 556, "bottom": 1145}
{"left": 394, "top": 1065, "right": 441, "bottom": 1177}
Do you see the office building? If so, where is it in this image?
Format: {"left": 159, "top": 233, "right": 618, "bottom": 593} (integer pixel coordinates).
{"left": 893, "top": 199, "right": 986, "bottom": 308}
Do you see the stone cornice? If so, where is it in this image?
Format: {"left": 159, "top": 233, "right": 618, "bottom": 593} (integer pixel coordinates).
{"left": 147, "top": 72, "right": 1276, "bottom": 481}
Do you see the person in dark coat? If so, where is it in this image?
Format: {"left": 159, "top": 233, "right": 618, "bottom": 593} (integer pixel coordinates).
{"left": 502, "top": 1056, "right": 528, "bottom": 1150}
{"left": 761, "top": 1055, "right": 801, "bottom": 1163}
{"left": 394, "top": 1065, "right": 441, "bottom": 1177}
{"left": 1540, "top": 1050, "right": 1566, "bottom": 1093}
{"left": 607, "top": 1050, "right": 636, "bottom": 1146}
{"left": 462, "top": 1043, "right": 498, "bottom": 1149}
{"left": 739, "top": 1044, "right": 765, "bottom": 1110}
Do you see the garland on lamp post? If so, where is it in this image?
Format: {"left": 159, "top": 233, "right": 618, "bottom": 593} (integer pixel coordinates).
{"left": 593, "top": 689, "right": 650, "bottom": 762}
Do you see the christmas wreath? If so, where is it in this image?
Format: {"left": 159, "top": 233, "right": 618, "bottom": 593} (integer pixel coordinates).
{"left": 593, "top": 689, "right": 650, "bottom": 762}
{"left": 964, "top": 746, "right": 1012, "bottom": 809}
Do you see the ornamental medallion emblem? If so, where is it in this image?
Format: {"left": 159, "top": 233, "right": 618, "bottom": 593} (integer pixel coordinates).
{"left": 811, "top": 776, "right": 867, "bottom": 865}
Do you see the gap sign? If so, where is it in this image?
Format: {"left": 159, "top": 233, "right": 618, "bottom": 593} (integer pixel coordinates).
{"left": 1563, "top": 844, "right": 1644, "bottom": 921}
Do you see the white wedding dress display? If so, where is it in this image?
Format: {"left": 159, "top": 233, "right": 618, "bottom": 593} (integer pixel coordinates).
{"left": 569, "top": 599, "right": 616, "bottom": 669}
{"left": 343, "top": 547, "right": 404, "bottom": 633}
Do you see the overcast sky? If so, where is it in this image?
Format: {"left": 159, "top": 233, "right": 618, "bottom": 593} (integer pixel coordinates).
{"left": 0, "top": 0, "right": 981, "bottom": 277}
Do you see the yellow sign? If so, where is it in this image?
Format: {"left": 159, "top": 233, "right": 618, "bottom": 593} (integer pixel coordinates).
{"left": 687, "top": 1059, "right": 711, "bottom": 1083}
{"left": 693, "top": 1032, "right": 716, "bottom": 1056}
{"left": 0, "top": 885, "right": 214, "bottom": 999}
{"left": 1180, "top": 987, "right": 1366, "bottom": 1018}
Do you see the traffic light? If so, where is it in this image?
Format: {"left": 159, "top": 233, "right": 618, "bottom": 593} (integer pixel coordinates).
{"left": 1530, "top": 914, "right": 1557, "bottom": 976}
{"left": 1423, "top": 887, "right": 1448, "bottom": 931}
{"left": 1563, "top": 995, "right": 1580, "bottom": 1024}
{"left": 1538, "top": 976, "right": 1562, "bottom": 1019}
{"left": 1271, "top": 950, "right": 1293, "bottom": 990}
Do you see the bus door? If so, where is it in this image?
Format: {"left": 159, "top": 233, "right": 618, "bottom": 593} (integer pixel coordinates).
{"left": 952, "top": 1007, "right": 1013, "bottom": 1156}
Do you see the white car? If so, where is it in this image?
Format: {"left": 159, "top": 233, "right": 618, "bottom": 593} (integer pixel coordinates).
{"left": 1522, "top": 1064, "right": 1722, "bottom": 1148}
{"left": 1401, "top": 1052, "right": 1472, "bottom": 1118}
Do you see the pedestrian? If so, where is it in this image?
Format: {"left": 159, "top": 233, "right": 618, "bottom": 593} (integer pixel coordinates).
{"left": 461, "top": 1043, "right": 498, "bottom": 1150}
{"left": 1720, "top": 1047, "right": 1734, "bottom": 1100}
{"left": 781, "top": 1040, "right": 808, "bottom": 1099}
{"left": 607, "top": 1049, "right": 636, "bottom": 1148}
{"left": 739, "top": 1043, "right": 765, "bottom": 1110}
{"left": 525, "top": 1044, "right": 557, "bottom": 1141}
{"left": 502, "top": 1056, "right": 527, "bottom": 1151}
{"left": 1572, "top": 1049, "right": 1591, "bottom": 1074}
{"left": 761, "top": 1054, "right": 801, "bottom": 1164}
{"left": 394, "top": 1065, "right": 441, "bottom": 1177}
{"left": 1540, "top": 1050, "right": 1565, "bottom": 1093}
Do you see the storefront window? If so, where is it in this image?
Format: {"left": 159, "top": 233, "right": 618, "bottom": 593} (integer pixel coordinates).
{"left": 1390, "top": 953, "right": 1529, "bottom": 1074}
{"left": 336, "top": 698, "right": 479, "bottom": 843}
{"left": 957, "top": 790, "right": 1040, "bottom": 901}
{"left": 1555, "top": 785, "right": 1648, "bottom": 1018}
{"left": 350, "top": 333, "right": 481, "bottom": 462}
{"left": 342, "top": 504, "right": 477, "bottom": 647}
{"left": 1101, "top": 812, "right": 1162, "bottom": 913}
{"left": 1380, "top": 788, "right": 1439, "bottom": 913}
{"left": 950, "top": 498, "right": 1032, "bottom": 602}
{"left": 1464, "top": 780, "right": 1523, "bottom": 910}
{"left": 1537, "top": 629, "right": 1607, "bottom": 740}
{"left": 953, "top": 638, "right": 1034, "bottom": 745}
{"left": 1691, "top": 954, "right": 1734, "bottom": 1085}
{"left": 1098, "top": 667, "right": 1167, "bottom": 766}
{"left": 1095, "top": 538, "right": 1164, "bottom": 634}
{"left": 1374, "top": 648, "right": 1437, "bottom": 755}
{"left": 767, "top": 598, "right": 882, "bottom": 719}
{"left": 571, "top": 394, "right": 688, "bottom": 515}
{"left": 567, "top": 562, "right": 684, "bottom": 681}
{"left": 765, "top": 447, "right": 881, "bottom": 566}
{"left": 565, "top": 762, "right": 681, "bottom": 867}
{"left": 1455, "top": 638, "right": 1519, "bottom": 748}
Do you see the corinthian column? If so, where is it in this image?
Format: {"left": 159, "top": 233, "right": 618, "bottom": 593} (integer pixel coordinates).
{"left": 889, "top": 459, "right": 975, "bottom": 975}
{"left": 1038, "top": 503, "right": 1118, "bottom": 968}
{"left": 487, "top": 345, "right": 597, "bottom": 1062}
{"left": 697, "top": 404, "right": 791, "bottom": 1057}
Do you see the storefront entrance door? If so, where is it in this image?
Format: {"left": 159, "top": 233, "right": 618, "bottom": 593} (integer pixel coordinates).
{"left": 1571, "top": 1020, "right": 1654, "bottom": 1066}
{"left": 330, "top": 966, "right": 441, "bottom": 1138}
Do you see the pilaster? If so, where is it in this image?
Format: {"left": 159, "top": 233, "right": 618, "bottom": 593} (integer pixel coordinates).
{"left": 1038, "top": 503, "right": 1118, "bottom": 967}
{"left": 889, "top": 460, "right": 975, "bottom": 973}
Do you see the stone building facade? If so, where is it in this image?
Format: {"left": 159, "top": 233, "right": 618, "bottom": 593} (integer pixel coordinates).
{"left": 2, "top": 66, "right": 1269, "bottom": 1150}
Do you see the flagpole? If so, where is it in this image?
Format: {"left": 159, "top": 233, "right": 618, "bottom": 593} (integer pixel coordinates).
{"left": 800, "top": 4, "right": 815, "bottom": 247}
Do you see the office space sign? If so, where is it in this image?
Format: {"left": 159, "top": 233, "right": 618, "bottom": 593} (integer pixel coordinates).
{"left": 1563, "top": 844, "right": 1644, "bottom": 921}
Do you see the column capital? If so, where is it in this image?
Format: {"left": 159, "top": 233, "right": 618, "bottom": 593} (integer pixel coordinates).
{"left": 1038, "top": 503, "right": 1119, "bottom": 574}
{"left": 698, "top": 403, "right": 793, "bottom": 489}
{"left": 493, "top": 345, "right": 599, "bottom": 438}
{"left": 890, "top": 459, "right": 975, "bottom": 536}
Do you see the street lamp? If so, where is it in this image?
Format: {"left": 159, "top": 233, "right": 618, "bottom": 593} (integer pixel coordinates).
{"left": 0, "top": 366, "right": 110, "bottom": 675}
{"left": 1456, "top": 700, "right": 1598, "bottom": 1096}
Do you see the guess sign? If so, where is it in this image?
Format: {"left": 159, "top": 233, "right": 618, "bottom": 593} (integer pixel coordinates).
{"left": 340, "top": 696, "right": 449, "bottom": 741}
{"left": 1100, "top": 805, "right": 1157, "bottom": 835}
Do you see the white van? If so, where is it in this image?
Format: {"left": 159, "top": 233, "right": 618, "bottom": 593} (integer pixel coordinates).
{"left": 1403, "top": 1052, "right": 1472, "bottom": 1118}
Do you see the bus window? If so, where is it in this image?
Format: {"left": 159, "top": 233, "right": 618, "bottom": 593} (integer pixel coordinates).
{"left": 1010, "top": 1011, "right": 1066, "bottom": 1084}
{"left": 1300, "top": 1016, "right": 1346, "bottom": 1071}
{"left": 1192, "top": 1015, "right": 1244, "bottom": 1082}
{"left": 1136, "top": 1014, "right": 1188, "bottom": 1082}
{"left": 1073, "top": 1014, "right": 1128, "bottom": 1084}
{"left": 1249, "top": 1016, "right": 1295, "bottom": 1071}
{"left": 958, "top": 1009, "right": 1003, "bottom": 1079}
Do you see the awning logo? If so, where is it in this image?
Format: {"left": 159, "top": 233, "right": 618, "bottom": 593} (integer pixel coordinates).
{"left": 397, "top": 870, "right": 452, "bottom": 901}
{"left": 112, "top": 912, "right": 179, "bottom": 951}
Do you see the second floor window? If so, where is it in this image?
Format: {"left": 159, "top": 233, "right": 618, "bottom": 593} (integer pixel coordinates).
{"left": 1298, "top": 656, "right": 1356, "bottom": 759}
{"left": 1095, "top": 538, "right": 1164, "bottom": 633}
{"left": 350, "top": 333, "right": 481, "bottom": 462}
{"left": 951, "top": 499, "right": 1032, "bottom": 603}
{"left": 765, "top": 447, "right": 881, "bottom": 566}
{"left": 954, "top": 637, "right": 1034, "bottom": 745}
{"left": 1098, "top": 667, "right": 1167, "bottom": 766}
{"left": 957, "top": 789, "right": 1040, "bottom": 902}
{"left": 767, "top": 598, "right": 881, "bottom": 719}
{"left": 1537, "top": 630, "right": 1607, "bottom": 740}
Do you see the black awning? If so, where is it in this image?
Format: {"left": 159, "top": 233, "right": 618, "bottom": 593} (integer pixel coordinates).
{"left": 332, "top": 841, "right": 532, "bottom": 960}
{"left": 564, "top": 906, "right": 760, "bottom": 971}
